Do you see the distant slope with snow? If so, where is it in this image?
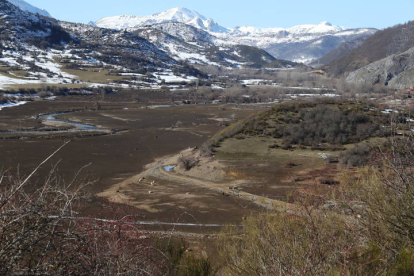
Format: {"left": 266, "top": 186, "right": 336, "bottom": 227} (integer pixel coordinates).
{"left": 8, "top": 0, "right": 51, "bottom": 17}
{"left": 218, "top": 22, "right": 377, "bottom": 64}
{"left": 95, "top": 8, "right": 377, "bottom": 64}
{"left": 0, "top": 1, "right": 199, "bottom": 89}
{"left": 132, "top": 22, "right": 280, "bottom": 68}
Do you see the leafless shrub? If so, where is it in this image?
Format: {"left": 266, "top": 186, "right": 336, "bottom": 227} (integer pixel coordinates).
{"left": 38, "top": 90, "right": 52, "bottom": 98}
{"left": 285, "top": 162, "right": 298, "bottom": 168}
{"left": 234, "top": 133, "right": 246, "bottom": 140}
{"left": 0, "top": 143, "right": 172, "bottom": 275}
{"left": 178, "top": 156, "right": 198, "bottom": 171}
{"left": 339, "top": 143, "right": 372, "bottom": 167}
{"left": 325, "top": 154, "right": 339, "bottom": 164}
{"left": 0, "top": 93, "right": 7, "bottom": 104}
{"left": 218, "top": 211, "right": 364, "bottom": 276}
{"left": 219, "top": 127, "right": 414, "bottom": 275}
{"left": 319, "top": 179, "right": 340, "bottom": 185}
{"left": 199, "top": 142, "right": 213, "bottom": 157}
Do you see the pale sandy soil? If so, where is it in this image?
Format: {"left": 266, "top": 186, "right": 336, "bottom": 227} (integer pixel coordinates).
{"left": 98, "top": 148, "right": 290, "bottom": 212}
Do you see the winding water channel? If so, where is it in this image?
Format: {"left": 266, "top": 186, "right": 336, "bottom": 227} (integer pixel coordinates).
{"left": 1, "top": 111, "right": 107, "bottom": 135}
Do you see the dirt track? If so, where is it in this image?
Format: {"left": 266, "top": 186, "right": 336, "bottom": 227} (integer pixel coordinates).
{"left": 99, "top": 147, "right": 290, "bottom": 222}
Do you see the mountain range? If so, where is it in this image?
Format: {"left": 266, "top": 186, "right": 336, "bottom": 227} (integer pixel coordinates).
{"left": 0, "top": 0, "right": 185, "bottom": 89}
{"left": 2, "top": 0, "right": 413, "bottom": 90}
{"left": 95, "top": 7, "right": 377, "bottom": 64}
{"left": 0, "top": 0, "right": 298, "bottom": 90}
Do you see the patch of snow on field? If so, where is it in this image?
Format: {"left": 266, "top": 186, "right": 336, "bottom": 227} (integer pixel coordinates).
{"left": 35, "top": 60, "right": 76, "bottom": 79}
{"left": 0, "top": 74, "right": 41, "bottom": 88}
{"left": 382, "top": 109, "right": 399, "bottom": 114}
{"left": 288, "top": 93, "right": 339, "bottom": 98}
{"left": 0, "top": 57, "right": 20, "bottom": 66}
{"left": 176, "top": 52, "right": 208, "bottom": 63}
{"left": 211, "top": 84, "right": 225, "bottom": 90}
{"left": 0, "top": 101, "right": 27, "bottom": 111}
{"left": 119, "top": 73, "right": 144, "bottom": 76}
{"left": 0, "top": 49, "right": 79, "bottom": 87}
{"left": 154, "top": 72, "right": 197, "bottom": 83}
{"left": 241, "top": 79, "right": 267, "bottom": 85}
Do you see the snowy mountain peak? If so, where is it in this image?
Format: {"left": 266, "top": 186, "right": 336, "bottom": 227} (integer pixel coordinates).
{"left": 319, "top": 21, "right": 332, "bottom": 26}
{"left": 154, "top": 7, "right": 207, "bottom": 22}
{"left": 7, "top": 0, "right": 51, "bottom": 17}
{"left": 96, "top": 7, "right": 351, "bottom": 37}
{"left": 95, "top": 7, "right": 228, "bottom": 33}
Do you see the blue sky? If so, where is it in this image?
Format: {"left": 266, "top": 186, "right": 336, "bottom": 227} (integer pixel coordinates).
{"left": 28, "top": 0, "right": 413, "bottom": 29}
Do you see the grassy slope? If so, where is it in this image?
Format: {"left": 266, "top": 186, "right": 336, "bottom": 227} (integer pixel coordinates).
{"left": 60, "top": 67, "right": 129, "bottom": 84}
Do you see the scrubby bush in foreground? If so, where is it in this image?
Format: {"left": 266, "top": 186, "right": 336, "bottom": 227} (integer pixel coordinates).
{"left": 284, "top": 105, "right": 382, "bottom": 146}
{"left": 0, "top": 143, "right": 213, "bottom": 275}
{"left": 218, "top": 135, "right": 414, "bottom": 275}
{"left": 0, "top": 171, "right": 167, "bottom": 275}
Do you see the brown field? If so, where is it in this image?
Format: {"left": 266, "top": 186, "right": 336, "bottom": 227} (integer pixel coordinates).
{"left": 0, "top": 91, "right": 269, "bottom": 229}
{"left": 0, "top": 91, "right": 344, "bottom": 229}
{"left": 0, "top": 91, "right": 365, "bottom": 266}
{"left": 4, "top": 83, "right": 88, "bottom": 89}
{"left": 215, "top": 136, "right": 332, "bottom": 201}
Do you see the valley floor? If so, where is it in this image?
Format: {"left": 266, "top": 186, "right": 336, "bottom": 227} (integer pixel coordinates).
{"left": 0, "top": 92, "right": 269, "bottom": 228}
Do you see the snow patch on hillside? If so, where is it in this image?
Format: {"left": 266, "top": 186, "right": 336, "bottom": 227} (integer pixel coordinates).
{"left": 0, "top": 100, "right": 27, "bottom": 111}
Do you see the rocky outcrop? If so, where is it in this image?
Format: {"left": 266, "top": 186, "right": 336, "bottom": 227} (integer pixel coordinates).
{"left": 325, "top": 21, "right": 414, "bottom": 77}
{"left": 346, "top": 47, "right": 414, "bottom": 89}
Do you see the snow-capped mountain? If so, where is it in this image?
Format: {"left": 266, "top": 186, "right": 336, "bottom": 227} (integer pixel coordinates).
{"left": 0, "top": 0, "right": 296, "bottom": 92}
{"left": 0, "top": 0, "right": 191, "bottom": 89}
{"left": 132, "top": 22, "right": 282, "bottom": 68}
{"left": 96, "top": 7, "right": 228, "bottom": 33}
{"left": 222, "top": 23, "right": 377, "bottom": 63}
{"left": 7, "top": 0, "right": 51, "bottom": 17}
{"left": 231, "top": 21, "right": 345, "bottom": 36}
{"left": 0, "top": 0, "right": 58, "bottom": 39}
{"left": 96, "top": 8, "right": 294, "bottom": 68}
{"left": 95, "top": 8, "right": 377, "bottom": 64}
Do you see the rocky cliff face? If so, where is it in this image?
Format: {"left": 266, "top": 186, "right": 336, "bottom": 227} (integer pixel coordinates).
{"left": 346, "top": 47, "right": 414, "bottom": 89}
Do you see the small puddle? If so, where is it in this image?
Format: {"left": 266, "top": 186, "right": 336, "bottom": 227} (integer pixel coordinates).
{"left": 147, "top": 105, "right": 171, "bottom": 109}
{"left": 164, "top": 165, "right": 176, "bottom": 172}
